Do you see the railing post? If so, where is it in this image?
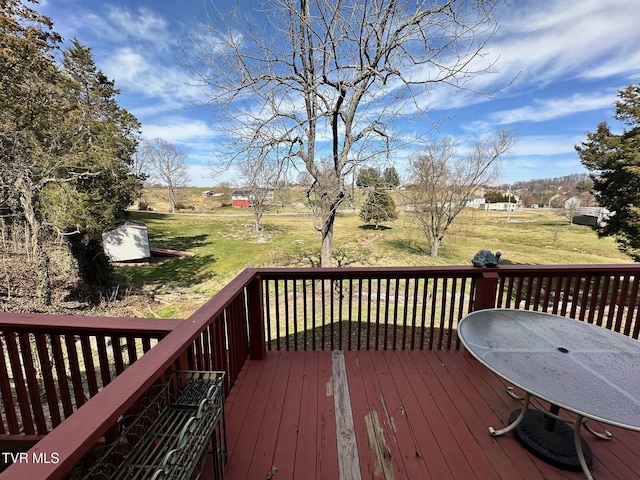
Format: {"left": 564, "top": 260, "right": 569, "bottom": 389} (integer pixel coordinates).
{"left": 247, "top": 275, "right": 266, "bottom": 360}
{"left": 473, "top": 270, "right": 500, "bottom": 311}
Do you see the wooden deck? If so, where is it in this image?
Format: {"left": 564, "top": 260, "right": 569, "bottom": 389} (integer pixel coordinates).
{"left": 220, "top": 350, "right": 640, "bottom": 480}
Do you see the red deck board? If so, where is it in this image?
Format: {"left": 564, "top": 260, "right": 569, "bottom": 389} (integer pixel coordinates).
{"left": 395, "top": 350, "right": 480, "bottom": 480}
{"left": 245, "top": 351, "right": 294, "bottom": 479}
{"left": 343, "top": 350, "right": 407, "bottom": 479}
{"left": 364, "top": 350, "right": 433, "bottom": 480}
{"left": 221, "top": 350, "right": 640, "bottom": 480}
{"left": 224, "top": 352, "right": 281, "bottom": 480}
{"left": 438, "top": 350, "right": 533, "bottom": 480}
{"left": 380, "top": 351, "right": 451, "bottom": 480}
{"left": 271, "top": 350, "right": 306, "bottom": 479}
{"left": 292, "top": 351, "right": 320, "bottom": 477}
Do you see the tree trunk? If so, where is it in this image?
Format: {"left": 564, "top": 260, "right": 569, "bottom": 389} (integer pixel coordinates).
{"left": 17, "top": 180, "right": 52, "bottom": 305}
{"left": 35, "top": 244, "right": 51, "bottom": 306}
{"left": 168, "top": 184, "right": 176, "bottom": 213}
{"left": 321, "top": 219, "right": 334, "bottom": 267}
{"left": 430, "top": 238, "right": 441, "bottom": 258}
{"left": 319, "top": 190, "right": 344, "bottom": 267}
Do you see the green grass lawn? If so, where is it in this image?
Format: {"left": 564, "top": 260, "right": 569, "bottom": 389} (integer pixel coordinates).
{"left": 118, "top": 203, "right": 631, "bottom": 319}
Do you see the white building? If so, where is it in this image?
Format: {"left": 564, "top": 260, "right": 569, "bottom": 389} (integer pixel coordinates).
{"left": 102, "top": 221, "right": 150, "bottom": 261}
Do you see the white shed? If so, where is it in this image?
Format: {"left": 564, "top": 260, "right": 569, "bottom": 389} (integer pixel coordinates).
{"left": 102, "top": 221, "right": 150, "bottom": 261}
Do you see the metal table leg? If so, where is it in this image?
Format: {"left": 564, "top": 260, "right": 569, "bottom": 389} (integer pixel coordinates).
{"left": 489, "top": 392, "right": 531, "bottom": 436}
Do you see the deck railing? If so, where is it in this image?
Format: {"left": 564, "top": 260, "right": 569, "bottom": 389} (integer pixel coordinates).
{"left": 0, "top": 314, "right": 177, "bottom": 438}
{"left": 1, "top": 264, "right": 639, "bottom": 479}
{"left": 259, "top": 264, "right": 640, "bottom": 351}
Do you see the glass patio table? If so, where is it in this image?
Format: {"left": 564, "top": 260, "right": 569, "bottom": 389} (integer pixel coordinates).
{"left": 458, "top": 308, "right": 640, "bottom": 480}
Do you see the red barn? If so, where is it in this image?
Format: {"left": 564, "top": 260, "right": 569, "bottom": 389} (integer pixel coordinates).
{"left": 231, "top": 190, "right": 252, "bottom": 208}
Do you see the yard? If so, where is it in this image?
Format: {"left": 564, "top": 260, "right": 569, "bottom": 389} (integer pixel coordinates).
{"left": 118, "top": 193, "right": 630, "bottom": 318}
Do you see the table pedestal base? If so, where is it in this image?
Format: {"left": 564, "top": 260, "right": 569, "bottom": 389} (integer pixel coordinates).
{"left": 509, "top": 409, "right": 593, "bottom": 471}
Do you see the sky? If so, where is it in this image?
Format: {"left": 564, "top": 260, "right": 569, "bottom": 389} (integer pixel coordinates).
{"left": 38, "top": 0, "right": 640, "bottom": 187}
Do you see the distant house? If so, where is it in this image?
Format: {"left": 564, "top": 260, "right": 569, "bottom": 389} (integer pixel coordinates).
{"left": 564, "top": 196, "right": 582, "bottom": 210}
{"left": 231, "top": 189, "right": 275, "bottom": 208}
{"left": 466, "top": 197, "right": 486, "bottom": 209}
{"left": 202, "top": 191, "right": 224, "bottom": 198}
{"left": 483, "top": 202, "right": 518, "bottom": 212}
{"left": 102, "top": 221, "right": 150, "bottom": 261}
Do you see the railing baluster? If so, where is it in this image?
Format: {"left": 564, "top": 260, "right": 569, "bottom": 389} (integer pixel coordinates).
{"left": 18, "top": 332, "right": 47, "bottom": 434}
{"left": 401, "top": 278, "right": 410, "bottom": 350}
{"left": 274, "top": 280, "right": 282, "bottom": 350}
{"left": 111, "top": 335, "right": 125, "bottom": 374}
{"left": 356, "top": 278, "right": 362, "bottom": 350}
{"left": 34, "top": 333, "right": 61, "bottom": 429}
{"left": 311, "top": 279, "right": 317, "bottom": 351}
{"left": 321, "top": 278, "right": 327, "bottom": 350}
{"left": 624, "top": 275, "right": 639, "bottom": 337}
{"left": 302, "top": 279, "right": 309, "bottom": 349}
{"left": 578, "top": 275, "right": 592, "bottom": 321}
{"left": 0, "top": 333, "right": 20, "bottom": 433}
{"left": 445, "top": 278, "right": 457, "bottom": 350}
{"left": 410, "top": 277, "right": 419, "bottom": 350}
{"left": 374, "top": 277, "right": 381, "bottom": 350}
{"left": 347, "top": 278, "right": 353, "bottom": 350}
{"left": 129, "top": 335, "right": 141, "bottom": 364}
{"left": 606, "top": 275, "right": 621, "bottom": 329}
{"left": 292, "top": 279, "right": 299, "bottom": 351}
{"left": 284, "top": 279, "right": 291, "bottom": 350}
{"left": 614, "top": 275, "right": 630, "bottom": 333}
{"left": 7, "top": 332, "right": 35, "bottom": 434}
{"left": 80, "top": 336, "right": 99, "bottom": 397}
{"left": 419, "top": 277, "right": 428, "bottom": 350}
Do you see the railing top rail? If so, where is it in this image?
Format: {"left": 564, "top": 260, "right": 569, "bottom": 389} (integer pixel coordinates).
{"left": 252, "top": 265, "right": 484, "bottom": 280}
{"left": 251, "top": 263, "right": 639, "bottom": 280}
{"left": 0, "top": 311, "right": 181, "bottom": 335}
{"left": 492, "top": 263, "right": 639, "bottom": 276}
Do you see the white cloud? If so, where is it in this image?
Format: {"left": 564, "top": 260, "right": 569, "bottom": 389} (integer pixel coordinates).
{"left": 141, "top": 118, "right": 217, "bottom": 145}
{"left": 514, "top": 135, "right": 582, "bottom": 157}
{"left": 488, "top": 91, "right": 617, "bottom": 125}
{"left": 488, "top": 0, "right": 640, "bottom": 85}
{"left": 103, "top": 6, "right": 171, "bottom": 47}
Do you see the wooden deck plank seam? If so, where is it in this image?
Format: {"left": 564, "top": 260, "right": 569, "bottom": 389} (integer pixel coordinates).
{"left": 332, "top": 350, "right": 362, "bottom": 480}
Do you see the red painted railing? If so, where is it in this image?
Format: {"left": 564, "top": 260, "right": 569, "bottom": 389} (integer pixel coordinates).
{"left": 258, "top": 264, "right": 640, "bottom": 351}
{"left": 0, "top": 314, "right": 177, "bottom": 437}
{"left": 1, "top": 264, "right": 639, "bottom": 479}
{"left": 1, "top": 269, "right": 259, "bottom": 480}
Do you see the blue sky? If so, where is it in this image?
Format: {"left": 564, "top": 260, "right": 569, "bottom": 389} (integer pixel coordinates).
{"left": 39, "top": 0, "right": 640, "bottom": 187}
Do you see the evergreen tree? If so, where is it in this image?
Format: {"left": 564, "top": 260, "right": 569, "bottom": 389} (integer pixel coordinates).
{"left": 360, "top": 189, "right": 397, "bottom": 229}
{"left": 575, "top": 81, "right": 640, "bottom": 260}
{"left": 0, "top": 1, "right": 142, "bottom": 300}
{"left": 382, "top": 166, "right": 400, "bottom": 188}
{"left": 1, "top": 0, "right": 64, "bottom": 304}
{"left": 356, "top": 167, "right": 382, "bottom": 188}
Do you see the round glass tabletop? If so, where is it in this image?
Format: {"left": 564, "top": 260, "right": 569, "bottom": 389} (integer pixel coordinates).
{"left": 458, "top": 309, "right": 640, "bottom": 430}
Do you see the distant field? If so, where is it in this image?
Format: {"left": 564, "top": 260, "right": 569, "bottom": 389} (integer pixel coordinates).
{"left": 118, "top": 188, "right": 631, "bottom": 317}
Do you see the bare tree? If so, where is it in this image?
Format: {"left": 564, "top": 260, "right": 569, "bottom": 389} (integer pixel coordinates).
{"left": 407, "top": 131, "right": 515, "bottom": 257}
{"left": 185, "top": 0, "right": 502, "bottom": 266}
{"left": 238, "top": 155, "right": 284, "bottom": 232}
{"left": 141, "top": 138, "right": 190, "bottom": 213}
